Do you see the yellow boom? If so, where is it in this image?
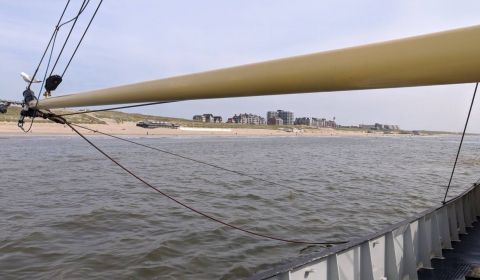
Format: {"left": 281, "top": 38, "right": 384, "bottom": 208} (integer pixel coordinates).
{"left": 33, "top": 25, "right": 480, "bottom": 109}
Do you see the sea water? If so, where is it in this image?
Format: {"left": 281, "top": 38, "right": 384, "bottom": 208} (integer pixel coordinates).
{"left": 1, "top": 135, "right": 479, "bottom": 279}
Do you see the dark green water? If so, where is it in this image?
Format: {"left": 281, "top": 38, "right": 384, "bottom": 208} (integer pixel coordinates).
{"left": 1, "top": 135, "right": 479, "bottom": 279}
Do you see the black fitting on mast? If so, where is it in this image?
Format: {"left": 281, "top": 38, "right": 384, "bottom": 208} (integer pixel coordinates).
{"left": 0, "top": 102, "right": 10, "bottom": 114}
{"left": 40, "top": 111, "right": 67, "bottom": 125}
{"left": 22, "top": 89, "right": 37, "bottom": 104}
{"left": 18, "top": 88, "right": 39, "bottom": 129}
{"left": 44, "top": 74, "right": 62, "bottom": 97}
{"left": 17, "top": 92, "right": 67, "bottom": 129}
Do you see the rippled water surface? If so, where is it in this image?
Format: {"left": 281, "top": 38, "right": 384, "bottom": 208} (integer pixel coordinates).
{"left": 1, "top": 135, "right": 480, "bottom": 279}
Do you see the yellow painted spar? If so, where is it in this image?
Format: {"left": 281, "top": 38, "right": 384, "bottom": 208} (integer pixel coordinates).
{"left": 34, "top": 25, "right": 480, "bottom": 109}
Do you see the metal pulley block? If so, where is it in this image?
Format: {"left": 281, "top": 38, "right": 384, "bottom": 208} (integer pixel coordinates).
{"left": 44, "top": 75, "right": 62, "bottom": 97}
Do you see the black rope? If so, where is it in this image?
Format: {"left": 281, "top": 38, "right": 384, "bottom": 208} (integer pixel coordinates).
{"left": 23, "top": 31, "right": 61, "bottom": 133}
{"left": 23, "top": 0, "right": 84, "bottom": 131}
{"left": 22, "top": 23, "right": 62, "bottom": 133}
{"left": 69, "top": 122, "right": 328, "bottom": 200}
{"left": 28, "top": 0, "right": 71, "bottom": 89}
{"left": 49, "top": 0, "right": 89, "bottom": 76}
{"left": 41, "top": 31, "right": 59, "bottom": 96}
{"left": 24, "top": 0, "right": 88, "bottom": 132}
{"left": 55, "top": 119, "right": 346, "bottom": 246}
{"left": 58, "top": 101, "right": 174, "bottom": 116}
{"left": 31, "top": 0, "right": 92, "bottom": 99}
{"left": 56, "top": 0, "right": 91, "bottom": 30}
{"left": 23, "top": 0, "right": 102, "bottom": 132}
{"left": 61, "top": 0, "right": 103, "bottom": 77}
{"left": 442, "top": 82, "right": 479, "bottom": 204}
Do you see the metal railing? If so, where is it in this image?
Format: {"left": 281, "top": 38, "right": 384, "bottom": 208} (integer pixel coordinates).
{"left": 251, "top": 180, "right": 480, "bottom": 280}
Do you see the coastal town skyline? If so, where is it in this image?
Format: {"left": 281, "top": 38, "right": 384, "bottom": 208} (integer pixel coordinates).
{"left": 191, "top": 109, "right": 399, "bottom": 130}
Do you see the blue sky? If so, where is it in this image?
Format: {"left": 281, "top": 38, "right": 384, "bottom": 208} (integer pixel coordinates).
{"left": 1, "top": 1, "right": 480, "bottom": 131}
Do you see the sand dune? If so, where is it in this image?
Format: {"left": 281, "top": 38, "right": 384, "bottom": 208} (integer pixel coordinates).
{"left": 0, "top": 122, "right": 387, "bottom": 137}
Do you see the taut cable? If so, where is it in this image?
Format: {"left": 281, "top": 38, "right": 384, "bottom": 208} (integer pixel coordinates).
{"left": 442, "top": 82, "right": 479, "bottom": 204}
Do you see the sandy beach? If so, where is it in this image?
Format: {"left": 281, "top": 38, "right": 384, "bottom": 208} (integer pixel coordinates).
{"left": 0, "top": 121, "right": 394, "bottom": 137}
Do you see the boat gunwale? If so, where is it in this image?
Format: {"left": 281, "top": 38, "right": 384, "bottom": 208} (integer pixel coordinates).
{"left": 250, "top": 178, "right": 480, "bottom": 280}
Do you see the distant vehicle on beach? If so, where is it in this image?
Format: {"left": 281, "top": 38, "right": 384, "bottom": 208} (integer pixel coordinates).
{"left": 136, "top": 120, "right": 179, "bottom": 129}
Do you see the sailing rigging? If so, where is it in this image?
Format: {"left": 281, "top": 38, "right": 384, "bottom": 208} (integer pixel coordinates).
{"left": 9, "top": 0, "right": 480, "bottom": 243}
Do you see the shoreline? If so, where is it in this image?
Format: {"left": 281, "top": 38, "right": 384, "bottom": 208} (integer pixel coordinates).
{"left": 0, "top": 122, "right": 449, "bottom": 138}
